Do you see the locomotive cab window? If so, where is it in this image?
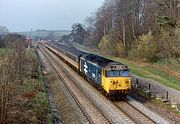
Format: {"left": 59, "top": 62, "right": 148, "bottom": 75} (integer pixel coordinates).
{"left": 106, "top": 70, "right": 129, "bottom": 77}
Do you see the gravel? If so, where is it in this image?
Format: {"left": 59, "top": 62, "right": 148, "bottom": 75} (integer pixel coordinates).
{"left": 127, "top": 96, "right": 171, "bottom": 124}
{"left": 131, "top": 74, "right": 180, "bottom": 106}
{"left": 37, "top": 48, "right": 88, "bottom": 124}
{"left": 45, "top": 46, "right": 135, "bottom": 124}
{"left": 41, "top": 45, "right": 176, "bottom": 124}
{"left": 37, "top": 49, "right": 63, "bottom": 124}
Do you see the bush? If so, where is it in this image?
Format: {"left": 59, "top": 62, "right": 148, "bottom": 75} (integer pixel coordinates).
{"left": 137, "top": 32, "right": 158, "bottom": 62}
{"left": 98, "top": 35, "right": 112, "bottom": 54}
{"left": 113, "top": 41, "right": 126, "bottom": 57}
{"left": 98, "top": 33, "right": 126, "bottom": 57}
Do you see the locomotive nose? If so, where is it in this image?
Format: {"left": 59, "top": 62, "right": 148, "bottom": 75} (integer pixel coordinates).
{"left": 109, "top": 78, "right": 131, "bottom": 90}
{"left": 118, "top": 80, "right": 121, "bottom": 86}
{"left": 110, "top": 80, "right": 121, "bottom": 89}
{"left": 125, "top": 79, "right": 130, "bottom": 84}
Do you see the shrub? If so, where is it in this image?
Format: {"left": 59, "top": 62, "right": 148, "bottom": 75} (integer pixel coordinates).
{"left": 98, "top": 33, "right": 127, "bottom": 57}
{"left": 137, "top": 32, "right": 158, "bottom": 62}
{"left": 98, "top": 35, "right": 113, "bottom": 55}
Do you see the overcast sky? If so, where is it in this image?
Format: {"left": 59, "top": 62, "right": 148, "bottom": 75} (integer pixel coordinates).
{"left": 0, "top": 0, "right": 104, "bottom": 32}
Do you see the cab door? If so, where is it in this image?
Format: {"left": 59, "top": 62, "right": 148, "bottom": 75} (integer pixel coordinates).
{"left": 102, "top": 69, "right": 111, "bottom": 93}
{"left": 102, "top": 69, "right": 106, "bottom": 89}
{"left": 96, "top": 69, "right": 102, "bottom": 85}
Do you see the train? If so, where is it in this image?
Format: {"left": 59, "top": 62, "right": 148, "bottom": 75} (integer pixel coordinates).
{"left": 45, "top": 43, "right": 131, "bottom": 99}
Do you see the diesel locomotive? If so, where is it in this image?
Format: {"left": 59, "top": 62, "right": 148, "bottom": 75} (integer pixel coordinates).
{"left": 45, "top": 44, "right": 131, "bottom": 99}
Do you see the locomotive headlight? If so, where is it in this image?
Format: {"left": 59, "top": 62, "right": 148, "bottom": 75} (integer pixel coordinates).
{"left": 125, "top": 80, "right": 129, "bottom": 84}
{"left": 118, "top": 81, "right": 121, "bottom": 86}
{"left": 110, "top": 80, "right": 115, "bottom": 85}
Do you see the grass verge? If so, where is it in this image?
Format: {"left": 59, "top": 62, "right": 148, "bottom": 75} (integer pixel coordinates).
{"left": 119, "top": 59, "right": 180, "bottom": 90}
{"left": 19, "top": 48, "right": 53, "bottom": 123}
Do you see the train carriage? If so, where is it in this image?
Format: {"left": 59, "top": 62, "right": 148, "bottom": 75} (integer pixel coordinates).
{"left": 64, "top": 47, "right": 86, "bottom": 70}
{"left": 48, "top": 44, "right": 86, "bottom": 69}
{"left": 57, "top": 44, "right": 69, "bottom": 55}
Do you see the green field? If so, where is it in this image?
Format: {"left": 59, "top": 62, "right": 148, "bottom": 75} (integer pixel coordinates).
{"left": 0, "top": 48, "right": 7, "bottom": 55}
{"left": 17, "top": 30, "right": 70, "bottom": 40}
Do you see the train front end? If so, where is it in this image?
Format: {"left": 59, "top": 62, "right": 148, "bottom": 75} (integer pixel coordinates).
{"left": 102, "top": 64, "right": 131, "bottom": 99}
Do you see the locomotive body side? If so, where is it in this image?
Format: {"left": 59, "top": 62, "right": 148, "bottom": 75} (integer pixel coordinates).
{"left": 80, "top": 55, "right": 102, "bottom": 86}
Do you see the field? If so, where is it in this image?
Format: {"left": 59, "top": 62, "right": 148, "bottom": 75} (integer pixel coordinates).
{"left": 17, "top": 30, "right": 70, "bottom": 40}
{"left": 74, "top": 43, "right": 180, "bottom": 91}
{"left": 0, "top": 48, "right": 7, "bottom": 55}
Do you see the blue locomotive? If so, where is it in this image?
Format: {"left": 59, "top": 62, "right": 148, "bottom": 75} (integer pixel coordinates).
{"left": 45, "top": 44, "right": 131, "bottom": 99}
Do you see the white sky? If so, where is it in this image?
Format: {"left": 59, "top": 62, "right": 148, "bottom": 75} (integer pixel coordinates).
{"left": 0, "top": 0, "right": 104, "bottom": 32}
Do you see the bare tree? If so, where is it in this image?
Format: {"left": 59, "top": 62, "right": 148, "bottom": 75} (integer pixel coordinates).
{"left": 85, "top": 0, "right": 180, "bottom": 61}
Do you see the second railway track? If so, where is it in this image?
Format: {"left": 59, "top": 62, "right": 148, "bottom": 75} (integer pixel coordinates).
{"left": 114, "top": 101, "right": 156, "bottom": 124}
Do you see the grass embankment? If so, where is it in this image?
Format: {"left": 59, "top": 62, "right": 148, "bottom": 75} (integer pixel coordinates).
{"left": 0, "top": 48, "right": 53, "bottom": 123}
{"left": 74, "top": 43, "right": 180, "bottom": 91}
{"left": 21, "top": 48, "right": 53, "bottom": 123}
{"left": 117, "top": 59, "right": 180, "bottom": 90}
{"left": 5, "top": 48, "right": 53, "bottom": 123}
{"left": 151, "top": 99, "right": 180, "bottom": 115}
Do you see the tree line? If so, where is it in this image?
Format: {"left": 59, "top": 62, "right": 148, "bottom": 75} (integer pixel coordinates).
{"left": 67, "top": 0, "right": 180, "bottom": 62}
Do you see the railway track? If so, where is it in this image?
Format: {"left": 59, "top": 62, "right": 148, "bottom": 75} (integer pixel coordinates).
{"left": 39, "top": 45, "right": 169, "bottom": 124}
{"left": 40, "top": 46, "right": 112, "bottom": 124}
{"left": 114, "top": 101, "right": 156, "bottom": 124}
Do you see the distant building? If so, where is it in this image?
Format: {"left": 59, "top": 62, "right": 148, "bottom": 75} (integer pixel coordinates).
{"left": 0, "top": 26, "right": 9, "bottom": 35}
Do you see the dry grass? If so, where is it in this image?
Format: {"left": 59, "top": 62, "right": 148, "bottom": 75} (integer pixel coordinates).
{"left": 128, "top": 60, "right": 180, "bottom": 80}
{"left": 46, "top": 69, "right": 79, "bottom": 123}
{"left": 21, "top": 92, "right": 37, "bottom": 100}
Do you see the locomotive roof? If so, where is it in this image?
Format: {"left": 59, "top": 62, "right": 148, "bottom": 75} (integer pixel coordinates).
{"left": 81, "top": 54, "right": 125, "bottom": 68}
